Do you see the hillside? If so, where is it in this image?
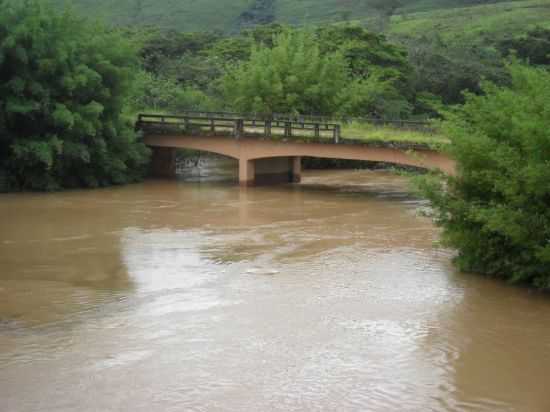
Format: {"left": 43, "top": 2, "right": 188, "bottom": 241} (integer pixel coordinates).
{"left": 388, "top": 0, "right": 550, "bottom": 43}
{"left": 37, "top": 0, "right": 548, "bottom": 39}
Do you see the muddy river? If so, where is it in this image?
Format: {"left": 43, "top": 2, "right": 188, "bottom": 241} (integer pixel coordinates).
{"left": 1, "top": 168, "right": 550, "bottom": 412}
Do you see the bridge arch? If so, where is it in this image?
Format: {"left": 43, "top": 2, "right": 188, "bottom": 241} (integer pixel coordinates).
{"left": 144, "top": 134, "right": 454, "bottom": 185}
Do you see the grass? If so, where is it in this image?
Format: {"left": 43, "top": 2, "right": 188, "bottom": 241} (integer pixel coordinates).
{"left": 341, "top": 121, "right": 449, "bottom": 147}
{"left": 136, "top": 110, "right": 449, "bottom": 148}
{"left": 387, "top": 0, "right": 550, "bottom": 43}
{"left": 44, "top": 0, "right": 252, "bottom": 32}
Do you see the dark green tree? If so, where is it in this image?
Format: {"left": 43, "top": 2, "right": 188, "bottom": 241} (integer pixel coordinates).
{"left": 405, "top": 36, "right": 507, "bottom": 106}
{"left": 0, "top": 1, "right": 150, "bottom": 191}
{"left": 499, "top": 27, "right": 550, "bottom": 66}
{"left": 418, "top": 64, "right": 550, "bottom": 289}
{"left": 315, "top": 25, "right": 414, "bottom": 117}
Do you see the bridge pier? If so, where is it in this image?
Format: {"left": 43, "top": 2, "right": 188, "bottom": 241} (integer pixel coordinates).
{"left": 292, "top": 156, "right": 302, "bottom": 183}
{"left": 239, "top": 157, "right": 302, "bottom": 186}
{"left": 239, "top": 159, "right": 256, "bottom": 187}
{"left": 150, "top": 147, "right": 177, "bottom": 178}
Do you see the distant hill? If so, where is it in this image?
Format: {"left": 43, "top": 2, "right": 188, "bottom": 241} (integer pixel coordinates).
{"left": 37, "top": 0, "right": 550, "bottom": 40}
{"left": 388, "top": 0, "right": 550, "bottom": 43}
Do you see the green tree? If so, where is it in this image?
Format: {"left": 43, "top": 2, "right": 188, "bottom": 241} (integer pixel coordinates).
{"left": 418, "top": 64, "right": 550, "bottom": 289}
{"left": 368, "top": 0, "right": 404, "bottom": 32}
{"left": 315, "top": 26, "right": 411, "bottom": 81}
{"left": 128, "top": 70, "right": 219, "bottom": 112}
{"left": 339, "top": 72, "right": 412, "bottom": 118}
{"left": 499, "top": 27, "right": 550, "bottom": 67}
{"left": 315, "top": 25, "right": 413, "bottom": 117}
{"left": 221, "top": 30, "right": 351, "bottom": 115}
{"left": 0, "top": 1, "right": 150, "bottom": 191}
{"left": 405, "top": 36, "right": 507, "bottom": 106}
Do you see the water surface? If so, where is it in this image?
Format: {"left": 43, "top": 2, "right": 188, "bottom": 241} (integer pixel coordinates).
{"left": 1, "top": 170, "right": 550, "bottom": 412}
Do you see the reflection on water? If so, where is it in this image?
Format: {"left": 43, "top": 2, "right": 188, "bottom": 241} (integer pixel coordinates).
{"left": 1, "top": 170, "right": 550, "bottom": 412}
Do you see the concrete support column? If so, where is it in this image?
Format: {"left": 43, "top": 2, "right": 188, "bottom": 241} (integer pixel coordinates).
{"left": 291, "top": 156, "right": 302, "bottom": 183}
{"left": 239, "top": 158, "right": 255, "bottom": 187}
{"left": 150, "top": 147, "right": 177, "bottom": 178}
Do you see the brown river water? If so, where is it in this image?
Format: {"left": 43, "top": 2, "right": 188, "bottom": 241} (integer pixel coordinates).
{"left": 1, "top": 167, "right": 550, "bottom": 412}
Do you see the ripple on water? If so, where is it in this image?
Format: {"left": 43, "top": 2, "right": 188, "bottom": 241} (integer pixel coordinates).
{"left": 2, "top": 171, "right": 550, "bottom": 412}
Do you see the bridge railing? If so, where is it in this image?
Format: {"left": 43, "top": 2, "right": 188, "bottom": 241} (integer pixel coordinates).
{"left": 151, "top": 111, "right": 436, "bottom": 133}
{"left": 136, "top": 113, "right": 342, "bottom": 143}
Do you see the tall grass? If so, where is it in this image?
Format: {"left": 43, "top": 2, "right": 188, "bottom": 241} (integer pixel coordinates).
{"left": 341, "top": 121, "right": 448, "bottom": 147}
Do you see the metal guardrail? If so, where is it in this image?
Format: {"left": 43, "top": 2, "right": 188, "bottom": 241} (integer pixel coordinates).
{"left": 136, "top": 113, "right": 342, "bottom": 143}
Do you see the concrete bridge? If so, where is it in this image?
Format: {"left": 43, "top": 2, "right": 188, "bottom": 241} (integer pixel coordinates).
{"left": 137, "top": 113, "right": 454, "bottom": 186}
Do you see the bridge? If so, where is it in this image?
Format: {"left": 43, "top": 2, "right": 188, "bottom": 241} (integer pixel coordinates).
{"left": 137, "top": 113, "right": 454, "bottom": 186}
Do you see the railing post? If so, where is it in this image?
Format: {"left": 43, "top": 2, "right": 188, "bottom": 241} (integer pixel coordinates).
{"left": 234, "top": 119, "right": 244, "bottom": 138}
{"left": 285, "top": 122, "right": 292, "bottom": 138}
{"left": 210, "top": 118, "right": 215, "bottom": 133}
{"left": 265, "top": 120, "right": 272, "bottom": 138}
{"left": 333, "top": 125, "right": 341, "bottom": 143}
{"left": 314, "top": 124, "right": 320, "bottom": 138}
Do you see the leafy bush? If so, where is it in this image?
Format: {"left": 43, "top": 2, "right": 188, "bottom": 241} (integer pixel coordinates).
{"left": 404, "top": 36, "right": 507, "bottom": 105}
{"left": 221, "top": 30, "right": 351, "bottom": 115}
{"left": 0, "top": 1, "right": 150, "bottom": 190}
{"left": 419, "top": 64, "right": 550, "bottom": 289}
{"left": 128, "top": 71, "right": 219, "bottom": 113}
{"left": 221, "top": 28, "right": 413, "bottom": 118}
{"left": 339, "top": 72, "right": 412, "bottom": 119}
{"left": 500, "top": 27, "right": 550, "bottom": 67}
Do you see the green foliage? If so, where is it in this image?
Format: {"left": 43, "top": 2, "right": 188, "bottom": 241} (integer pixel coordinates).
{"left": 36, "top": 0, "right": 521, "bottom": 33}
{"left": 221, "top": 30, "right": 351, "bottom": 115}
{"left": 405, "top": 36, "right": 507, "bottom": 105}
{"left": 316, "top": 26, "right": 415, "bottom": 117}
{"left": 220, "top": 27, "right": 418, "bottom": 118}
{"left": 316, "top": 26, "right": 411, "bottom": 80}
{"left": 128, "top": 70, "right": 219, "bottom": 113}
{"left": 0, "top": 1, "right": 150, "bottom": 191}
{"left": 418, "top": 64, "right": 550, "bottom": 289}
{"left": 339, "top": 72, "right": 413, "bottom": 118}
{"left": 500, "top": 27, "right": 550, "bottom": 66}
{"left": 341, "top": 121, "right": 447, "bottom": 146}
{"left": 139, "top": 29, "right": 222, "bottom": 81}
{"left": 389, "top": 0, "right": 550, "bottom": 44}
{"left": 237, "top": 0, "right": 275, "bottom": 30}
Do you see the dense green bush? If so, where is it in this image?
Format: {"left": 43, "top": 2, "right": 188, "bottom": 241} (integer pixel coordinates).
{"left": 128, "top": 70, "right": 219, "bottom": 113}
{"left": 221, "top": 30, "right": 351, "bottom": 115}
{"left": 499, "top": 27, "right": 550, "bottom": 67}
{"left": 404, "top": 36, "right": 507, "bottom": 106}
{"left": 221, "top": 29, "right": 412, "bottom": 117}
{"left": 419, "top": 64, "right": 550, "bottom": 289}
{"left": 0, "top": 1, "right": 150, "bottom": 191}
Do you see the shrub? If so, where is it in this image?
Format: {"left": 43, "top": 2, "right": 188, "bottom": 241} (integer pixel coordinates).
{"left": 419, "top": 64, "right": 550, "bottom": 289}
{"left": 221, "top": 30, "right": 350, "bottom": 115}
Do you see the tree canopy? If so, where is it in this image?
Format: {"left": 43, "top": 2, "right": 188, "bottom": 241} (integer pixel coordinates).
{"left": 0, "top": 1, "right": 150, "bottom": 190}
